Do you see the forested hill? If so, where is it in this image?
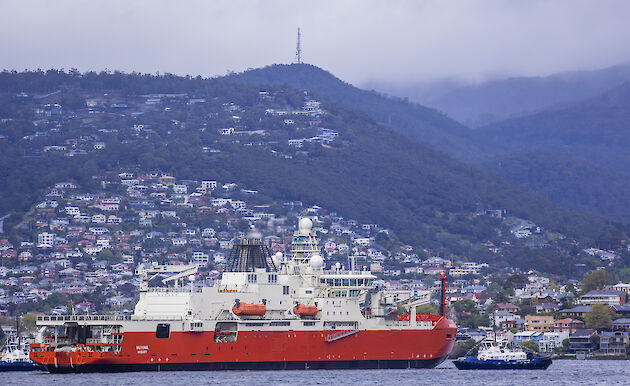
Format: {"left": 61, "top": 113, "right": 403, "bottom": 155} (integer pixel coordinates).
{"left": 0, "top": 69, "right": 625, "bottom": 273}
{"left": 480, "top": 81, "right": 630, "bottom": 174}
{"left": 474, "top": 82, "right": 630, "bottom": 222}
{"left": 224, "top": 64, "right": 483, "bottom": 162}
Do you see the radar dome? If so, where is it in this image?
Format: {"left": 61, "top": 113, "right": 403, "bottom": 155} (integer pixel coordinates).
{"left": 298, "top": 218, "right": 313, "bottom": 234}
{"left": 310, "top": 253, "right": 324, "bottom": 269}
{"left": 335, "top": 262, "right": 341, "bottom": 271}
{"left": 273, "top": 252, "right": 283, "bottom": 265}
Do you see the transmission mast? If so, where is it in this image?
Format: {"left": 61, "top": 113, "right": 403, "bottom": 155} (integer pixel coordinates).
{"left": 295, "top": 27, "right": 302, "bottom": 64}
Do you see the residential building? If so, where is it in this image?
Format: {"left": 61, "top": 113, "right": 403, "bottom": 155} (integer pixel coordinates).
{"left": 525, "top": 315, "right": 555, "bottom": 332}
{"left": 494, "top": 302, "right": 520, "bottom": 314}
{"left": 612, "top": 282, "right": 630, "bottom": 295}
{"left": 569, "top": 329, "right": 596, "bottom": 353}
{"left": 599, "top": 331, "right": 629, "bottom": 355}
{"left": 38, "top": 232, "right": 56, "bottom": 247}
{"left": 534, "top": 302, "right": 559, "bottom": 314}
{"left": 514, "top": 331, "right": 543, "bottom": 346}
{"left": 559, "top": 306, "right": 591, "bottom": 318}
{"left": 612, "top": 318, "right": 630, "bottom": 331}
{"left": 538, "top": 331, "right": 568, "bottom": 353}
{"left": 579, "top": 289, "right": 626, "bottom": 306}
{"left": 553, "top": 318, "right": 585, "bottom": 334}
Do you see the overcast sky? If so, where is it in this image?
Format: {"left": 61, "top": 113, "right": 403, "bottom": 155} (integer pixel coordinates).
{"left": 1, "top": 0, "right": 629, "bottom": 85}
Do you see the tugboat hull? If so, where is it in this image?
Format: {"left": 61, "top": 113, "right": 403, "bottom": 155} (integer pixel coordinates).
{"left": 453, "top": 356, "right": 552, "bottom": 370}
{"left": 0, "top": 361, "right": 44, "bottom": 372}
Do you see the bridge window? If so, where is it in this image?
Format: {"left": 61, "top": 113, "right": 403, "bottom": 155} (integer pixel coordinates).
{"left": 156, "top": 323, "right": 170, "bottom": 338}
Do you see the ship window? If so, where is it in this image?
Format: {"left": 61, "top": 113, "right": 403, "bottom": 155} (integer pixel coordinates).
{"left": 283, "top": 285, "right": 289, "bottom": 295}
{"left": 305, "top": 290, "right": 312, "bottom": 294}
{"left": 334, "top": 279, "right": 341, "bottom": 286}
{"left": 327, "top": 279, "right": 333, "bottom": 285}
{"left": 358, "top": 279, "right": 363, "bottom": 286}
{"left": 350, "top": 279, "right": 357, "bottom": 286}
{"left": 268, "top": 274, "right": 277, "bottom": 283}
{"left": 156, "top": 323, "right": 170, "bottom": 339}
{"left": 247, "top": 274, "right": 257, "bottom": 283}
{"left": 320, "top": 279, "right": 325, "bottom": 284}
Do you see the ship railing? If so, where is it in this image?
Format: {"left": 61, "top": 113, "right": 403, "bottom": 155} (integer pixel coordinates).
{"left": 130, "top": 315, "right": 184, "bottom": 321}
{"left": 37, "top": 314, "right": 131, "bottom": 322}
{"left": 146, "top": 287, "right": 197, "bottom": 293}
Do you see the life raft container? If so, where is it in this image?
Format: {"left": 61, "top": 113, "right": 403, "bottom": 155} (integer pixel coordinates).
{"left": 293, "top": 304, "right": 318, "bottom": 316}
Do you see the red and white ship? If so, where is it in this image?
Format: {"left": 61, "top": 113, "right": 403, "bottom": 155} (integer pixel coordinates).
{"left": 30, "top": 218, "right": 456, "bottom": 372}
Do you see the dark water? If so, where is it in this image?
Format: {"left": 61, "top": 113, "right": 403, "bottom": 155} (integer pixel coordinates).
{"left": 3, "top": 360, "right": 629, "bottom": 386}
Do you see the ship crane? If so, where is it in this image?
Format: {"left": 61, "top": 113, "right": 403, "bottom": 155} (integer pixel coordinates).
{"left": 396, "top": 292, "right": 432, "bottom": 326}
{"left": 136, "top": 263, "right": 198, "bottom": 291}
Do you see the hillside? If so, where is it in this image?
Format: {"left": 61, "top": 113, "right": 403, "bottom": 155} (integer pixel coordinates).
{"left": 0, "top": 69, "right": 620, "bottom": 272}
{"left": 224, "top": 64, "right": 483, "bottom": 162}
{"left": 480, "top": 82, "right": 630, "bottom": 176}
{"left": 475, "top": 82, "right": 630, "bottom": 222}
{"left": 369, "top": 62, "right": 630, "bottom": 127}
{"left": 482, "top": 151, "right": 630, "bottom": 220}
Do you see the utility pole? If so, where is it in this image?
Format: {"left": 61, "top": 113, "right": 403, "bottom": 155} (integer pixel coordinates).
{"left": 295, "top": 28, "right": 302, "bottom": 64}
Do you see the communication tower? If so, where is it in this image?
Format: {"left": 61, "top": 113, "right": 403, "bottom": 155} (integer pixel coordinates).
{"left": 295, "top": 27, "right": 302, "bottom": 64}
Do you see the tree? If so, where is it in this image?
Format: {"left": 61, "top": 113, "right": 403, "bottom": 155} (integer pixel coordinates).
{"left": 581, "top": 270, "right": 610, "bottom": 294}
{"left": 584, "top": 304, "right": 613, "bottom": 330}
{"left": 416, "top": 303, "right": 438, "bottom": 315}
{"left": 453, "top": 299, "right": 477, "bottom": 313}
{"left": 520, "top": 340, "right": 539, "bottom": 352}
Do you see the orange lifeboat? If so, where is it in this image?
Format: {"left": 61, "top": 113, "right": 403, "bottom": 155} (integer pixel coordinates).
{"left": 232, "top": 302, "right": 266, "bottom": 315}
{"left": 293, "top": 304, "right": 318, "bottom": 317}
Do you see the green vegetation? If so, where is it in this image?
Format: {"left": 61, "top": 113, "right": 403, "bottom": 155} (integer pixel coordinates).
{"left": 519, "top": 340, "right": 539, "bottom": 352}
{"left": 581, "top": 270, "right": 612, "bottom": 294}
{"left": 584, "top": 304, "right": 613, "bottom": 330}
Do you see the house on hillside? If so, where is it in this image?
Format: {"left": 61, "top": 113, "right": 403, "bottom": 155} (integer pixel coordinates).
{"left": 525, "top": 315, "right": 555, "bottom": 332}
{"left": 553, "top": 318, "right": 585, "bottom": 334}
{"left": 559, "top": 306, "right": 591, "bottom": 318}
{"left": 569, "top": 329, "right": 597, "bottom": 353}
{"left": 579, "top": 289, "right": 626, "bottom": 306}
{"left": 599, "top": 331, "right": 629, "bottom": 355}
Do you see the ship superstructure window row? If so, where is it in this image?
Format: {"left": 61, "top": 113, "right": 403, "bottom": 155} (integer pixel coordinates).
{"left": 319, "top": 278, "right": 374, "bottom": 287}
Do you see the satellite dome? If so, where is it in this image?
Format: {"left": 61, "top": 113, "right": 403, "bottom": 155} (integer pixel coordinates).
{"left": 273, "top": 252, "right": 283, "bottom": 265}
{"left": 188, "top": 275, "right": 195, "bottom": 282}
{"left": 298, "top": 218, "right": 313, "bottom": 233}
{"left": 310, "top": 253, "right": 324, "bottom": 269}
{"left": 335, "top": 262, "right": 341, "bottom": 271}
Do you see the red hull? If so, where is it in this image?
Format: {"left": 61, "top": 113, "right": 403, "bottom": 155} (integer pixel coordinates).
{"left": 31, "top": 318, "right": 456, "bottom": 372}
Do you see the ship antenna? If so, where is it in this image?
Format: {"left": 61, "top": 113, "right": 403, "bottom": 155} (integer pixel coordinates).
{"left": 295, "top": 27, "right": 302, "bottom": 64}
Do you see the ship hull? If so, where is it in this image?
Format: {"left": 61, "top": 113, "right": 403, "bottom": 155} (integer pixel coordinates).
{"left": 44, "top": 357, "right": 448, "bottom": 373}
{"left": 32, "top": 320, "right": 456, "bottom": 373}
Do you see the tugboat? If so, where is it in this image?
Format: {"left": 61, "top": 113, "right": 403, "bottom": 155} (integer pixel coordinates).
{"left": 0, "top": 339, "right": 43, "bottom": 371}
{"left": 1, "top": 319, "right": 43, "bottom": 372}
{"left": 453, "top": 340, "right": 552, "bottom": 370}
